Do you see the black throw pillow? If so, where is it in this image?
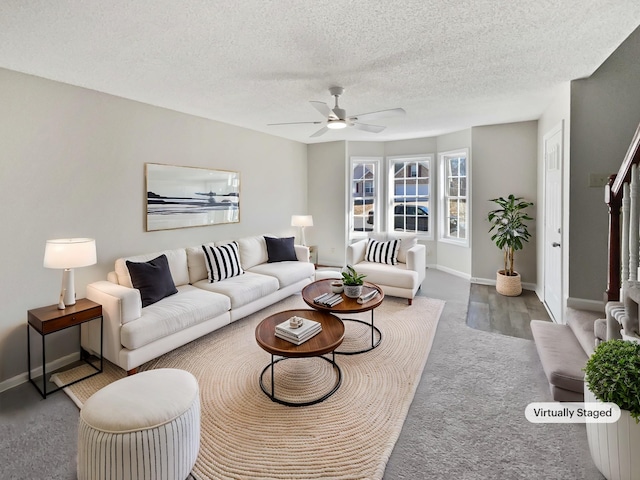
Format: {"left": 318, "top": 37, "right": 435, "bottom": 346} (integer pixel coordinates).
{"left": 264, "top": 236, "right": 298, "bottom": 263}
{"left": 126, "top": 254, "right": 178, "bottom": 307}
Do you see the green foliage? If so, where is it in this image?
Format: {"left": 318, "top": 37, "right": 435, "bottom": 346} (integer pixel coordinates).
{"left": 487, "top": 194, "right": 534, "bottom": 276}
{"left": 341, "top": 265, "right": 366, "bottom": 286}
{"left": 584, "top": 339, "right": 640, "bottom": 423}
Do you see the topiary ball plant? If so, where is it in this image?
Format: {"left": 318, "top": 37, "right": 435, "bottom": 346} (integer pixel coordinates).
{"left": 584, "top": 339, "right": 640, "bottom": 423}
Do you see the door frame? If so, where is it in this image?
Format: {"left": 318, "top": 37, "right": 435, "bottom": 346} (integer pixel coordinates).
{"left": 542, "top": 121, "right": 565, "bottom": 324}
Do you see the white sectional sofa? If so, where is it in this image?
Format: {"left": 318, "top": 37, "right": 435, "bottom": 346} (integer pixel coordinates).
{"left": 346, "top": 233, "right": 426, "bottom": 305}
{"left": 82, "top": 235, "right": 314, "bottom": 374}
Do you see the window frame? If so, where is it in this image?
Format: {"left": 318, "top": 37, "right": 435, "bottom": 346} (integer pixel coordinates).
{"left": 348, "top": 156, "right": 382, "bottom": 239}
{"left": 386, "top": 154, "right": 434, "bottom": 240}
{"left": 438, "top": 148, "right": 470, "bottom": 247}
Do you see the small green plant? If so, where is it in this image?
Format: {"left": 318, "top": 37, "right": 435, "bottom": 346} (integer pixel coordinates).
{"left": 584, "top": 339, "right": 640, "bottom": 423}
{"left": 487, "top": 194, "right": 534, "bottom": 276}
{"left": 341, "top": 265, "right": 366, "bottom": 286}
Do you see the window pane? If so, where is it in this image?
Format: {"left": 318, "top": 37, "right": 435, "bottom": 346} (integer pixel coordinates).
{"left": 460, "top": 178, "right": 467, "bottom": 197}
{"left": 449, "top": 158, "right": 458, "bottom": 176}
{"left": 459, "top": 158, "right": 466, "bottom": 176}
{"left": 449, "top": 178, "right": 459, "bottom": 197}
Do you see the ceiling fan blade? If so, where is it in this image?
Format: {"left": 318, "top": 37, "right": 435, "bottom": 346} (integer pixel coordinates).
{"left": 349, "top": 107, "right": 406, "bottom": 122}
{"left": 310, "top": 126, "right": 329, "bottom": 138}
{"left": 310, "top": 101, "right": 332, "bottom": 118}
{"left": 353, "top": 122, "right": 386, "bottom": 133}
{"left": 267, "top": 121, "right": 323, "bottom": 126}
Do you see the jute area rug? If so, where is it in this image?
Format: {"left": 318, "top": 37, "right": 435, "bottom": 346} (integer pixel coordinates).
{"left": 54, "top": 294, "right": 444, "bottom": 480}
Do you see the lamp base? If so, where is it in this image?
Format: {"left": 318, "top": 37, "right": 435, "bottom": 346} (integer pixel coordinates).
{"left": 60, "top": 268, "right": 76, "bottom": 307}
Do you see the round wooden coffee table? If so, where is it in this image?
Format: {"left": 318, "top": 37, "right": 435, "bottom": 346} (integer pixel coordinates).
{"left": 301, "top": 279, "right": 384, "bottom": 355}
{"left": 255, "top": 309, "right": 344, "bottom": 407}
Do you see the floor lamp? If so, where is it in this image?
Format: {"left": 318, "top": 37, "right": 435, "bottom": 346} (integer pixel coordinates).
{"left": 291, "top": 215, "right": 313, "bottom": 246}
{"left": 44, "top": 238, "right": 97, "bottom": 309}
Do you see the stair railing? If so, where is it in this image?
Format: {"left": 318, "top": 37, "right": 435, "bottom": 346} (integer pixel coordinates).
{"left": 605, "top": 122, "right": 640, "bottom": 302}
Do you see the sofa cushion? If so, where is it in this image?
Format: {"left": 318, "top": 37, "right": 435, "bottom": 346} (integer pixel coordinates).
{"left": 388, "top": 234, "right": 417, "bottom": 264}
{"left": 116, "top": 248, "right": 189, "bottom": 288}
{"left": 186, "top": 244, "right": 211, "bottom": 284}
{"left": 352, "top": 261, "right": 418, "bottom": 289}
{"left": 264, "top": 236, "right": 297, "bottom": 262}
{"left": 193, "top": 272, "right": 279, "bottom": 309}
{"left": 365, "top": 238, "right": 399, "bottom": 265}
{"left": 237, "top": 235, "right": 269, "bottom": 270}
{"left": 120, "top": 285, "right": 230, "bottom": 350}
{"left": 248, "top": 261, "right": 315, "bottom": 289}
{"left": 202, "top": 242, "right": 244, "bottom": 282}
{"left": 126, "top": 254, "right": 178, "bottom": 308}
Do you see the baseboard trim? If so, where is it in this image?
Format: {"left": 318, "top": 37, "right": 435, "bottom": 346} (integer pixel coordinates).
{"left": 0, "top": 352, "right": 79, "bottom": 394}
{"left": 431, "top": 265, "right": 471, "bottom": 280}
{"left": 470, "top": 276, "right": 537, "bottom": 292}
{"left": 567, "top": 297, "right": 605, "bottom": 313}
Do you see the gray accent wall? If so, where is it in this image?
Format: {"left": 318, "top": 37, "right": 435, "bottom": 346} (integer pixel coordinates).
{"left": 471, "top": 121, "right": 539, "bottom": 285}
{"left": 0, "top": 68, "right": 307, "bottom": 386}
{"left": 569, "top": 26, "right": 640, "bottom": 302}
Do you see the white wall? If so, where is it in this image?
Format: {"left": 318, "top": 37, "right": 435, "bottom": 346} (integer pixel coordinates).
{"left": 307, "top": 141, "right": 347, "bottom": 266}
{"left": 471, "top": 121, "right": 539, "bottom": 285}
{"left": 0, "top": 68, "right": 307, "bottom": 386}
{"left": 537, "top": 82, "right": 571, "bottom": 319}
{"left": 569, "top": 26, "right": 640, "bottom": 303}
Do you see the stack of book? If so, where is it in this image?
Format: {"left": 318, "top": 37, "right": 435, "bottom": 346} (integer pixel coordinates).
{"left": 275, "top": 317, "right": 322, "bottom": 345}
{"left": 313, "top": 293, "right": 344, "bottom": 307}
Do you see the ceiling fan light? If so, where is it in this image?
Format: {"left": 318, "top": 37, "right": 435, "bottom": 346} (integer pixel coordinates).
{"left": 327, "top": 119, "right": 347, "bottom": 130}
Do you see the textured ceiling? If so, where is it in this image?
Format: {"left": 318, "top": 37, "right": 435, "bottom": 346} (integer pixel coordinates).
{"left": 0, "top": 1, "right": 639, "bottom": 144}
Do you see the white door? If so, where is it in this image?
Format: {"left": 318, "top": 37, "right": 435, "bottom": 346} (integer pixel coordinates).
{"left": 544, "top": 122, "right": 564, "bottom": 323}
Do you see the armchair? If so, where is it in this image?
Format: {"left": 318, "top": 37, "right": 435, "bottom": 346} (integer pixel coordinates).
{"left": 346, "top": 234, "right": 426, "bottom": 305}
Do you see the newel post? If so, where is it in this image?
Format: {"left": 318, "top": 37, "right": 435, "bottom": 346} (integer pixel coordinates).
{"left": 605, "top": 174, "right": 622, "bottom": 302}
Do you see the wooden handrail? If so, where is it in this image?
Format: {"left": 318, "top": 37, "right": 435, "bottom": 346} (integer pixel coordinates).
{"left": 611, "top": 123, "right": 640, "bottom": 197}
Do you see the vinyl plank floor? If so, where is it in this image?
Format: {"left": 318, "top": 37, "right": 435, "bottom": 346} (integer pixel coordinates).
{"left": 467, "top": 283, "right": 552, "bottom": 340}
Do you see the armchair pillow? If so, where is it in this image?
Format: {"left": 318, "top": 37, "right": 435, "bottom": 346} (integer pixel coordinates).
{"left": 126, "top": 254, "right": 178, "bottom": 307}
{"left": 365, "top": 238, "right": 400, "bottom": 265}
{"left": 264, "top": 236, "right": 298, "bottom": 262}
{"left": 202, "top": 242, "right": 244, "bottom": 282}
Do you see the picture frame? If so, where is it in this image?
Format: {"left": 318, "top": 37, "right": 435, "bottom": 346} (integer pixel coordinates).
{"left": 145, "top": 163, "right": 240, "bottom": 231}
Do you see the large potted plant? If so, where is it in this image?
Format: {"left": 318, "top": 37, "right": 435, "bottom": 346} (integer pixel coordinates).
{"left": 487, "top": 194, "right": 533, "bottom": 296}
{"left": 341, "top": 265, "right": 366, "bottom": 298}
{"left": 584, "top": 339, "right": 640, "bottom": 480}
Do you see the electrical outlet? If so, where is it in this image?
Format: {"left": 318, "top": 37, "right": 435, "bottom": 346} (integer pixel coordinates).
{"left": 588, "top": 173, "right": 610, "bottom": 188}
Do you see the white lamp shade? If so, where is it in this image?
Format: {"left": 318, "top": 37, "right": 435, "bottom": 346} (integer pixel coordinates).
{"left": 44, "top": 238, "right": 97, "bottom": 269}
{"left": 291, "top": 215, "right": 313, "bottom": 227}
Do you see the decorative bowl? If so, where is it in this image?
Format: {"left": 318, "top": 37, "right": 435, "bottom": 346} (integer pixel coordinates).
{"left": 331, "top": 280, "right": 344, "bottom": 293}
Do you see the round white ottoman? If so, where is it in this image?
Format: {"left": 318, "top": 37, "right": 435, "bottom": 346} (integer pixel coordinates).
{"left": 315, "top": 268, "right": 343, "bottom": 281}
{"left": 78, "top": 368, "right": 200, "bottom": 480}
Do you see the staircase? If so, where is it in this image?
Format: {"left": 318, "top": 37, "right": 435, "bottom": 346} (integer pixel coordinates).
{"left": 604, "top": 122, "right": 640, "bottom": 340}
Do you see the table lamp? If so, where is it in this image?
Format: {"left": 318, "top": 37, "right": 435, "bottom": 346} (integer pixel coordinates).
{"left": 291, "top": 215, "right": 313, "bottom": 246}
{"left": 44, "top": 238, "right": 97, "bottom": 309}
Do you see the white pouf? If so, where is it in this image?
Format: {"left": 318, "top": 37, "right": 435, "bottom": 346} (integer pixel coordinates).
{"left": 78, "top": 368, "right": 200, "bottom": 480}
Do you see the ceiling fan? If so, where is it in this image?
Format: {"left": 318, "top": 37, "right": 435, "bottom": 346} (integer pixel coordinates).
{"left": 268, "top": 87, "right": 406, "bottom": 138}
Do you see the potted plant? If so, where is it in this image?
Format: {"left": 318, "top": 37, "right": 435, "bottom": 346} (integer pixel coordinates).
{"left": 584, "top": 339, "right": 640, "bottom": 480}
{"left": 341, "top": 265, "right": 366, "bottom": 298}
{"left": 487, "top": 194, "right": 533, "bottom": 296}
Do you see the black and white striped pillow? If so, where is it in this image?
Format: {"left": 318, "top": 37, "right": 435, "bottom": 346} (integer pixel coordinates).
{"left": 365, "top": 238, "right": 400, "bottom": 265}
{"left": 202, "top": 242, "right": 244, "bottom": 282}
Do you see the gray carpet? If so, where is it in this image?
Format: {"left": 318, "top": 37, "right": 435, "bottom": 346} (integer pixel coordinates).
{"left": 383, "top": 270, "right": 603, "bottom": 479}
{"left": 0, "top": 270, "right": 602, "bottom": 479}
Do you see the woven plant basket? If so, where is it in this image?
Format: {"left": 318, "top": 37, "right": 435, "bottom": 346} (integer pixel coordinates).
{"left": 496, "top": 270, "right": 522, "bottom": 296}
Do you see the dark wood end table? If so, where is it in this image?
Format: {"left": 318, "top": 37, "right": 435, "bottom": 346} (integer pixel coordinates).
{"left": 255, "top": 309, "right": 344, "bottom": 407}
{"left": 27, "top": 298, "right": 103, "bottom": 398}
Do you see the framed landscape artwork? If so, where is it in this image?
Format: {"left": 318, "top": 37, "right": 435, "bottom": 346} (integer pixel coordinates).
{"left": 145, "top": 163, "right": 240, "bottom": 231}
